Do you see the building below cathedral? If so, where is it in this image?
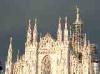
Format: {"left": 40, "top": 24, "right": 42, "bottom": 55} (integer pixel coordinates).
{"left": 4, "top": 7, "right": 99, "bottom": 74}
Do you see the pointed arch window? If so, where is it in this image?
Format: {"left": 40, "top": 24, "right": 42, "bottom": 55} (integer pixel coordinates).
{"left": 41, "top": 55, "right": 51, "bottom": 74}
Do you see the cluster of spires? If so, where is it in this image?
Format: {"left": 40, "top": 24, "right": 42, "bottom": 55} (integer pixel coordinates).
{"left": 57, "top": 6, "right": 83, "bottom": 43}
{"left": 6, "top": 6, "right": 83, "bottom": 63}
{"left": 4, "top": 5, "right": 100, "bottom": 74}
{"left": 26, "top": 18, "right": 38, "bottom": 45}
{"left": 7, "top": 6, "right": 83, "bottom": 48}
{"left": 26, "top": 7, "right": 82, "bottom": 41}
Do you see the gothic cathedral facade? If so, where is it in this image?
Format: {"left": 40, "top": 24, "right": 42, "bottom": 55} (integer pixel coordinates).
{"left": 5, "top": 7, "right": 95, "bottom": 74}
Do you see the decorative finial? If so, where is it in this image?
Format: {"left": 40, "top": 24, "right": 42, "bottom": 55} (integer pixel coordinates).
{"left": 65, "top": 16, "right": 68, "bottom": 29}
{"left": 83, "top": 33, "right": 87, "bottom": 46}
{"left": 58, "top": 16, "right": 61, "bottom": 30}
{"left": 10, "top": 37, "right": 12, "bottom": 43}
{"left": 33, "top": 18, "right": 38, "bottom": 42}
{"left": 9, "top": 37, "right": 12, "bottom": 48}
{"left": 34, "top": 18, "right": 37, "bottom": 30}
{"left": 57, "top": 16, "right": 62, "bottom": 42}
{"left": 70, "top": 25, "right": 72, "bottom": 37}
{"left": 35, "top": 18, "right": 37, "bottom": 25}
{"left": 17, "top": 50, "right": 20, "bottom": 61}
{"left": 76, "top": 6, "right": 80, "bottom": 22}
{"left": 73, "top": 6, "right": 82, "bottom": 24}
{"left": 59, "top": 16, "right": 61, "bottom": 24}
{"left": 33, "top": 18, "right": 37, "bottom": 31}
{"left": 65, "top": 16, "right": 68, "bottom": 23}
{"left": 8, "top": 37, "right": 13, "bottom": 53}
{"left": 29, "top": 19, "right": 31, "bottom": 25}
{"left": 76, "top": 6, "right": 79, "bottom": 14}
{"left": 84, "top": 33, "right": 87, "bottom": 41}
{"left": 27, "top": 19, "right": 32, "bottom": 34}
{"left": 28, "top": 19, "right": 31, "bottom": 30}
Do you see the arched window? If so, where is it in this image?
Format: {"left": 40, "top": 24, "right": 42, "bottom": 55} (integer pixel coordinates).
{"left": 41, "top": 55, "right": 51, "bottom": 74}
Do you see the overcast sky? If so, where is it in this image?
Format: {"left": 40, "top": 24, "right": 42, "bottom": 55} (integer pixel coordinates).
{"left": 0, "top": 0, "right": 100, "bottom": 65}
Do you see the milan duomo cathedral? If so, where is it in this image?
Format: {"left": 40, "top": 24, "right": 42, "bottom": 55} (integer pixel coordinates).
{"left": 5, "top": 7, "right": 97, "bottom": 74}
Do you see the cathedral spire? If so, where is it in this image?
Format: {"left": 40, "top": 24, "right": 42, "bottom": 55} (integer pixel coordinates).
{"left": 64, "top": 17, "right": 69, "bottom": 43}
{"left": 65, "top": 17, "right": 68, "bottom": 29}
{"left": 9, "top": 37, "right": 12, "bottom": 52}
{"left": 17, "top": 50, "right": 20, "bottom": 61}
{"left": 73, "top": 6, "right": 83, "bottom": 43}
{"left": 58, "top": 17, "right": 61, "bottom": 29}
{"left": 74, "top": 6, "right": 82, "bottom": 25}
{"left": 83, "top": 33, "right": 88, "bottom": 48}
{"left": 73, "top": 6, "right": 83, "bottom": 34}
{"left": 26, "top": 19, "right": 32, "bottom": 45}
{"left": 33, "top": 18, "right": 37, "bottom": 43}
{"left": 69, "top": 25, "right": 72, "bottom": 38}
{"left": 7, "top": 37, "right": 13, "bottom": 62}
{"left": 57, "top": 16, "right": 62, "bottom": 42}
{"left": 5, "top": 37, "right": 13, "bottom": 74}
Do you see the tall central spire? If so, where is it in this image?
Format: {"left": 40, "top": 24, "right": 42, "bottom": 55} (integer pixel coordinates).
{"left": 72, "top": 6, "right": 83, "bottom": 49}
{"left": 73, "top": 6, "right": 83, "bottom": 35}
{"left": 74, "top": 6, "right": 82, "bottom": 25}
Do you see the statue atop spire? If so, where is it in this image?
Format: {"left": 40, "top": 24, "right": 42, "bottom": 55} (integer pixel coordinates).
{"left": 34, "top": 18, "right": 37, "bottom": 32}
{"left": 64, "top": 16, "right": 69, "bottom": 43}
{"left": 35, "top": 18, "right": 37, "bottom": 26}
{"left": 28, "top": 19, "right": 31, "bottom": 31}
{"left": 9, "top": 37, "right": 12, "bottom": 51}
{"left": 73, "top": 6, "right": 82, "bottom": 25}
{"left": 73, "top": 6, "right": 83, "bottom": 38}
{"left": 57, "top": 16, "right": 62, "bottom": 42}
{"left": 58, "top": 16, "right": 61, "bottom": 29}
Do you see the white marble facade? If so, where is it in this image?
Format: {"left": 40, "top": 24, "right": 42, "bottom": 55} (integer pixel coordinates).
{"left": 5, "top": 7, "right": 95, "bottom": 74}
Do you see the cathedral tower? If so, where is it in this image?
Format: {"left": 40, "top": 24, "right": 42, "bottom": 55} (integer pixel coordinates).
{"left": 72, "top": 6, "right": 83, "bottom": 53}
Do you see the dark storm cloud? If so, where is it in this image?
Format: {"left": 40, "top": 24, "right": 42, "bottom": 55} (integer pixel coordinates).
{"left": 0, "top": 0, "right": 100, "bottom": 65}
